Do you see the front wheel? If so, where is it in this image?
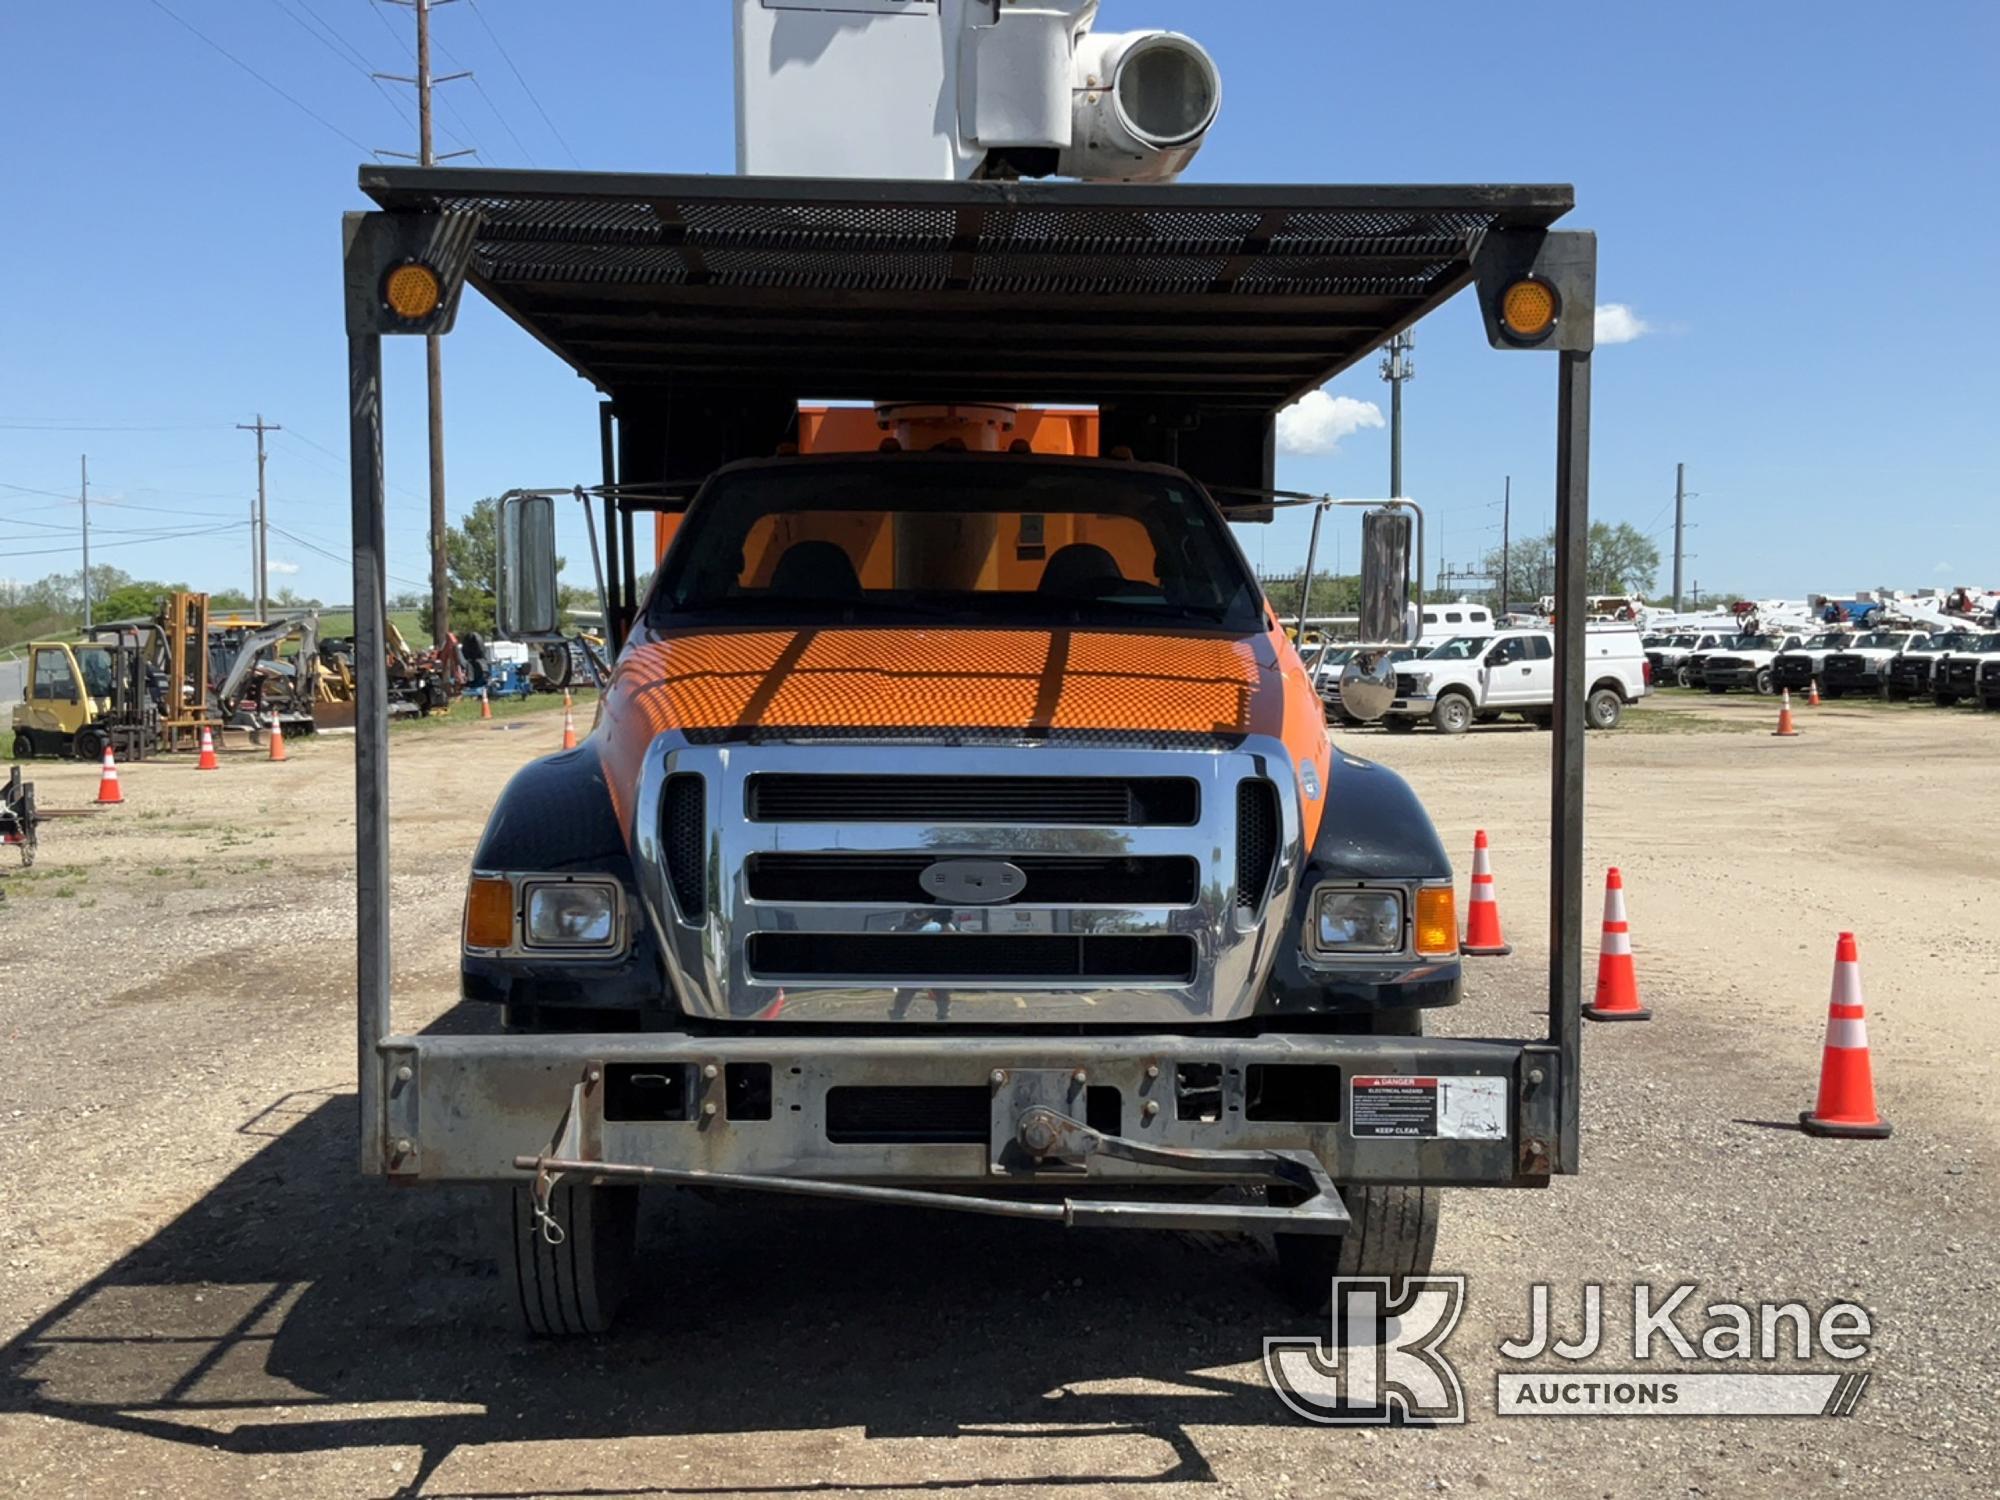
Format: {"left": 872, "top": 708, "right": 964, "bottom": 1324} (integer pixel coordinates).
{"left": 1430, "top": 694, "right": 1474, "bottom": 735}
{"left": 1587, "top": 687, "right": 1625, "bottom": 729}
{"left": 504, "top": 1181, "right": 638, "bottom": 1337}
{"left": 1274, "top": 1185, "right": 1442, "bottom": 1310}
{"left": 1754, "top": 668, "right": 1775, "bottom": 696}
{"left": 538, "top": 642, "right": 575, "bottom": 690}
{"left": 72, "top": 727, "right": 107, "bottom": 764}
{"left": 1675, "top": 666, "right": 1693, "bottom": 688}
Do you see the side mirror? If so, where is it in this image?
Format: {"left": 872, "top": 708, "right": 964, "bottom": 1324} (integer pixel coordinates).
{"left": 1358, "top": 508, "right": 1413, "bottom": 644}
{"left": 496, "top": 493, "right": 559, "bottom": 638}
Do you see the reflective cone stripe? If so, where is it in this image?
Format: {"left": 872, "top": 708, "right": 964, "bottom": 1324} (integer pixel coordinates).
{"left": 1462, "top": 829, "right": 1511, "bottom": 956}
{"left": 1801, "top": 932, "right": 1891, "bottom": 1138}
{"left": 196, "top": 726, "right": 220, "bottom": 771}
{"left": 1583, "top": 867, "right": 1650, "bottom": 1021}
{"left": 96, "top": 746, "right": 124, "bottom": 805}
{"left": 1773, "top": 689, "right": 1799, "bottom": 737}
{"left": 1808, "top": 680, "right": 1822, "bottom": 707}
{"left": 561, "top": 696, "right": 579, "bottom": 751}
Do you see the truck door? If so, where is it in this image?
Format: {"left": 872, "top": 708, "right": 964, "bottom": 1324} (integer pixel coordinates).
{"left": 1482, "top": 636, "right": 1535, "bottom": 705}
{"left": 28, "top": 647, "right": 82, "bottom": 738}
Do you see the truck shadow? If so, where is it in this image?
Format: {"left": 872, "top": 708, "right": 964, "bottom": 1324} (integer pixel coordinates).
{"left": 0, "top": 1018, "right": 1333, "bottom": 1496}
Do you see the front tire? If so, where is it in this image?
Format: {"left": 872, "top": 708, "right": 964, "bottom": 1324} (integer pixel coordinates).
{"left": 72, "top": 727, "right": 107, "bottom": 764}
{"left": 1675, "top": 666, "right": 1693, "bottom": 688}
{"left": 1754, "top": 668, "right": 1775, "bottom": 696}
{"left": 506, "top": 1181, "right": 638, "bottom": 1337}
{"left": 1274, "top": 1185, "right": 1441, "bottom": 1310}
{"left": 1430, "top": 693, "right": 1474, "bottom": 735}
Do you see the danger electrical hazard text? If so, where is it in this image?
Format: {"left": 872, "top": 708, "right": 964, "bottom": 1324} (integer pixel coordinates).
{"left": 1350, "top": 1075, "right": 1509, "bottom": 1140}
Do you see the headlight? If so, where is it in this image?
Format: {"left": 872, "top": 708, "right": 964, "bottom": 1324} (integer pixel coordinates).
{"left": 1307, "top": 887, "right": 1404, "bottom": 957}
{"left": 522, "top": 879, "right": 621, "bottom": 951}
{"left": 1411, "top": 672, "right": 1433, "bottom": 694}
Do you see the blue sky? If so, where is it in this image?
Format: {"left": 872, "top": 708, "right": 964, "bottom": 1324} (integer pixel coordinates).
{"left": 3, "top": 0, "right": 1995, "bottom": 609}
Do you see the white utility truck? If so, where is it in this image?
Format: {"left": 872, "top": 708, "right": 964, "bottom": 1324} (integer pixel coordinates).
{"left": 1380, "top": 626, "right": 1649, "bottom": 733}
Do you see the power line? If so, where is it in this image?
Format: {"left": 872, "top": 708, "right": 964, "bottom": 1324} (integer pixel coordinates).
{"left": 466, "top": 0, "right": 578, "bottom": 165}
{"left": 4, "top": 524, "right": 240, "bottom": 561}
{"left": 262, "top": 0, "right": 424, "bottom": 138}
{"left": 144, "top": 0, "right": 375, "bottom": 155}
{"left": 0, "top": 421, "right": 231, "bottom": 432}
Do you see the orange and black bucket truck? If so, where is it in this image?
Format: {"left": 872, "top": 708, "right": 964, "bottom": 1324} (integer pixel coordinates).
{"left": 341, "top": 3, "right": 1599, "bottom": 1333}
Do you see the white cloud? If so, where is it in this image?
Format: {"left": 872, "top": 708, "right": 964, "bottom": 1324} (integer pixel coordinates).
{"left": 1275, "top": 390, "right": 1385, "bottom": 456}
{"left": 1934, "top": 561, "right": 1954, "bottom": 575}
{"left": 1595, "top": 303, "right": 1653, "bottom": 345}
{"left": 266, "top": 558, "right": 301, "bottom": 576}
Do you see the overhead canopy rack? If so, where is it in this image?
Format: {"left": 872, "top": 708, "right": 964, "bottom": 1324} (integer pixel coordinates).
{"left": 358, "top": 168, "right": 1573, "bottom": 410}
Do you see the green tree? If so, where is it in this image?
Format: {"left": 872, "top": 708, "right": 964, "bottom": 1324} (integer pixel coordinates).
{"left": 97, "top": 580, "right": 188, "bottom": 622}
{"left": 1480, "top": 522, "right": 1661, "bottom": 607}
{"left": 1261, "top": 571, "right": 1361, "bottom": 624}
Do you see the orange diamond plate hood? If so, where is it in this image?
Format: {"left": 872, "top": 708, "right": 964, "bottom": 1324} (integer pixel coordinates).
{"left": 594, "top": 624, "right": 1331, "bottom": 847}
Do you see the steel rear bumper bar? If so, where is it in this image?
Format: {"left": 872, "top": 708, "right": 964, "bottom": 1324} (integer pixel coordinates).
{"left": 370, "top": 1033, "right": 1564, "bottom": 1227}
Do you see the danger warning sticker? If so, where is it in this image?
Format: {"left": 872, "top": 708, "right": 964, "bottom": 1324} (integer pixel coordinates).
{"left": 1350, "top": 1076, "right": 1509, "bottom": 1140}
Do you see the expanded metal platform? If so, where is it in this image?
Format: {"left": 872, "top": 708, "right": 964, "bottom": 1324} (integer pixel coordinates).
{"left": 359, "top": 169, "right": 1572, "bottom": 406}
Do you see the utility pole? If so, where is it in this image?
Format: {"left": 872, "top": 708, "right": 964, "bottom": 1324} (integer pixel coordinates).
{"left": 1500, "top": 475, "right": 1511, "bottom": 617}
{"left": 1672, "top": 461, "right": 1686, "bottom": 613}
{"left": 237, "top": 415, "right": 280, "bottom": 618}
{"left": 1380, "top": 330, "right": 1414, "bottom": 499}
{"left": 379, "top": 0, "right": 473, "bottom": 649}
{"left": 79, "top": 455, "right": 92, "bottom": 631}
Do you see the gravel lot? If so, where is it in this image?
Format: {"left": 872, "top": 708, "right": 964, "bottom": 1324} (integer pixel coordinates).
{"left": 1, "top": 692, "right": 1995, "bottom": 1499}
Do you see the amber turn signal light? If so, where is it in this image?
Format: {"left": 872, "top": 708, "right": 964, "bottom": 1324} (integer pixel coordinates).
{"left": 1414, "top": 886, "right": 1458, "bottom": 957}
{"left": 382, "top": 261, "right": 443, "bottom": 322}
{"left": 1500, "top": 277, "right": 1560, "bottom": 342}
{"left": 463, "top": 875, "right": 515, "bottom": 950}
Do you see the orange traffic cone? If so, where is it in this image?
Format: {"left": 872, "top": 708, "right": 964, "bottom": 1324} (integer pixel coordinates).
{"left": 479, "top": 686, "right": 492, "bottom": 721}
{"left": 1800, "top": 933, "right": 1891, "bottom": 1139}
{"left": 1461, "top": 830, "right": 1512, "bottom": 956}
{"left": 561, "top": 690, "right": 578, "bottom": 751}
{"left": 1773, "top": 689, "right": 1799, "bottom": 737}
{"left": 196, "top": 725, "right": 220, "bottom": 771}
{"left": 1582, "top": 868, "right": 1650, "bottom": 1022}
{"left": 267, "top": 714, "right": 288, "bottom": 763}
{"left": 1807, "top": 679, "right": 1822, "bottom": 708}
{"left": 95, "top": 745, "right": 124, "bottom": 805}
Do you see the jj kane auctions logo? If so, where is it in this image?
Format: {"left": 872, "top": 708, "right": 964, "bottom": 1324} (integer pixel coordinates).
{"left": 1265, "top": 1279, "right": 1875, "bottom": 1424}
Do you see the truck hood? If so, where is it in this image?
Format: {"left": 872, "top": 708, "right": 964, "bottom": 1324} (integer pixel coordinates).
{"left": 608, "top": 625, "right": 1283, "bottom": 741}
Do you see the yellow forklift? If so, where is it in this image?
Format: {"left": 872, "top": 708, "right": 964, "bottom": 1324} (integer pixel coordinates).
{"left": 9, "top": 638, "right": 160, "bottom": 761}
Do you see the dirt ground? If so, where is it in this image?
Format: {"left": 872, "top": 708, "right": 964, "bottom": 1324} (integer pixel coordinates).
{"left": 2, "top": 692, "right": 1996, "bottom": 1499}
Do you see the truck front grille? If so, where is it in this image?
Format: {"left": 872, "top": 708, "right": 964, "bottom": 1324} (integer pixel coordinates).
{"left": 1824, "top": 654, "right": 1865, "bottom": 679}
{"left": 747, "top": 933, "right": 1197, "bottom": 982}
{"left": 746, "top": 853, "right": 1199, "bottom": 906}
{"left": 745, "top": 774, "right": 1198, "bottom": 826}
{"left": 663, "top": 773, "right": 706, "bottom": 922}
{"left": 1236, "top": 779, "right": 1279, "bottom": 912}
{"left": 1945, "top": 661, "right": 1978, "bottom": 688}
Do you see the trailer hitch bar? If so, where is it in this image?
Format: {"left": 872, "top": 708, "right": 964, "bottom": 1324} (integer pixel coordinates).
{"left": 513, "top": 1104, "right": 1349, "bottom": 1239}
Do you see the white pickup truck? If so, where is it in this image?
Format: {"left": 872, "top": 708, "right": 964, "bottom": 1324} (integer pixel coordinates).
{"left": 1380, "top": 626, "right": 1650, "bottom": 733}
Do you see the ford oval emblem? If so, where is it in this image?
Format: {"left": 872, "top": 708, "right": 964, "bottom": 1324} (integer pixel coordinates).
{"left": 919, "top": 859, "right": 1025, "bottom": 905}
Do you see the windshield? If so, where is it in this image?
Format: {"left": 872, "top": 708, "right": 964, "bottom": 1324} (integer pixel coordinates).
{"left": 1975, "top": 634, "right": 2000, "bottom": 652}
{"left": 1852, "top": 632, "right": 1903, "bottom": 649}
{"left": 1734, "top": 635, "right": 1782, "bottom": 651}
{"left": 75, "top": 646, "right": 115, "bottom": 698}
{"left": 1671, "top": 635, "right": 1698, "bottom": 647}
{"left": 1423, "top": 635, "right": 1494, "bottom": 661}
{"left": 648, "top": 458, "right": 1264, "bottom": 634}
